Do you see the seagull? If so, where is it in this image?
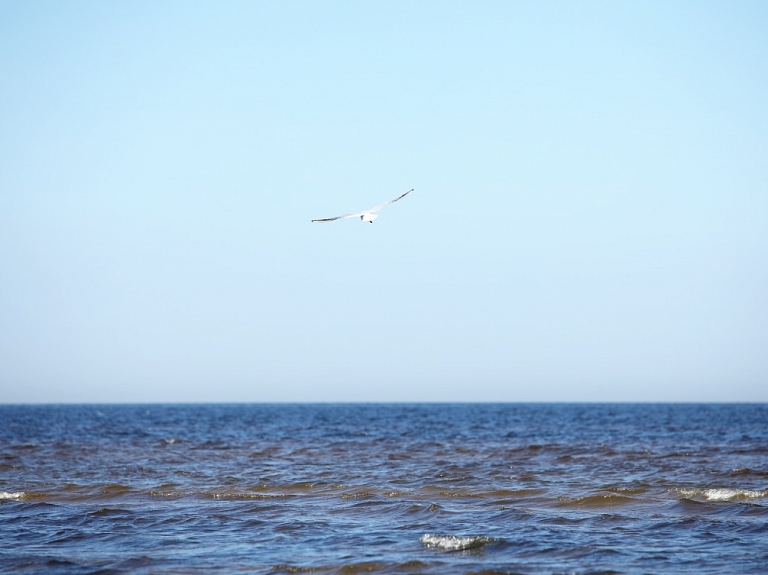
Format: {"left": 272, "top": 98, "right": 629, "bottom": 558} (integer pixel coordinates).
{"left": 312, "top": 189, "right": 413, "bottom": 224}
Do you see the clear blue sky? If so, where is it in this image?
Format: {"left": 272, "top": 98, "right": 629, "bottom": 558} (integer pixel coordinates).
{"left": 1, "top": 1, "right": 766, "bottom": 403}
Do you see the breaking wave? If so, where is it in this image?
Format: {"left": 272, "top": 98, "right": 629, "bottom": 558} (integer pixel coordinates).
{"left": 674, "top": 488, "right": 768, "bottom": 501}
{"left": 420, "top": 534, "right": 495, "bottom": 551}
{"left": 0, "top": 491, "right": 25, "bottom": 500}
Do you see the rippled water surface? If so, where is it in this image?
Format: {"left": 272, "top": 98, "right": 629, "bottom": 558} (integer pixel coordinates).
{"left": 1, "top": 404, "right": 767, "bottom": 574}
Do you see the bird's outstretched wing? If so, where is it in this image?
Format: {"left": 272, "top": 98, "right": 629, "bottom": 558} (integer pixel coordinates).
{"left": 311, "top": 211, "right": 363, "bottom": 223}
{"left": 369, "top": 189, "right": 413, "bottom": 213}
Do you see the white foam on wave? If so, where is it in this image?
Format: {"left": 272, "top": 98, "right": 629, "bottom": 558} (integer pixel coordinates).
{"left": 703, "top": 489, "right": 767, "bottom": 501}
{"left": 675, "top": 488, "right": 768, "bottom": 501}
{"left": 0, "top": 491, "right": 25, "bottom": 500}
{"left": 420, "top": 533, "right": 493, "bottom": 551}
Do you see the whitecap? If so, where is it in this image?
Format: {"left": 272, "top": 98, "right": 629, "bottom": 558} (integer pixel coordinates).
{"left": 420, "top": 533, "right": 494, "bottom": 551}
{"left": 0, "top": 491, "right": 24, "bottom": 500}
{"left": 674, "top": 488, "right": 767, "bottom": 501}
{"left": 703, "top": 488, "right": 767, "bottom": 501}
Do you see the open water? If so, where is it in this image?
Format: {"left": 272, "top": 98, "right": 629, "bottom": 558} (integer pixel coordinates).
{"left": 1, "top": 404, "right": 767, "bottom": 574}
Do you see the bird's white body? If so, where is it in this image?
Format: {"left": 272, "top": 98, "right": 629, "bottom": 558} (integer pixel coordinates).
{"left": 312, "top": 189, "right": 412, "bottom": 224}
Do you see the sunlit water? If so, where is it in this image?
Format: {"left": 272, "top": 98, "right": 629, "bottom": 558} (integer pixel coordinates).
{"left": 1, "top": 404, "right": 767, "bottom": 574}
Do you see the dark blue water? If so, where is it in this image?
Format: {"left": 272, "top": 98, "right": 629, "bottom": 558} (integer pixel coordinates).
{"left": 1, "top": 404, "right": 767, "bottom": 574}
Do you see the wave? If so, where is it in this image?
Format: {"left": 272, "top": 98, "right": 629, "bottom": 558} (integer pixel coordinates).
{"left": 211, "top": 492, "right": 294, "bottom": 500}
{"left": 7, "top": 481, "right": 766, "bottom": 508}
{"left": 0, "top": 491, "right": 25, "bottom": 500}
{"left": 731, "top": 468, "right": 768, "bottom": 477}
{"left": 674, "top": 488, "right": 768, "bottom": 501}
{"left": 420, "top": 534, "right": 494, "bottom": 551}
{"left": 556, "top": 494, "right": 637, "bottom": 508}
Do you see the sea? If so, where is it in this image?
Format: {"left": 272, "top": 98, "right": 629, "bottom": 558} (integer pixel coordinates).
{"left": 1, "top": 404, "right": 767, "bottom": 574}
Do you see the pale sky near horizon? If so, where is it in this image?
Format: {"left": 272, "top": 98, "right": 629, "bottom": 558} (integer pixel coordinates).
{"left": 1, "top": 1, "right": 766, "bottom": 403}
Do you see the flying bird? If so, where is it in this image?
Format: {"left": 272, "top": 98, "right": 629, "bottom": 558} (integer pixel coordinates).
{"left": 312, "top": 189, "right": 413, "bottom": 224}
